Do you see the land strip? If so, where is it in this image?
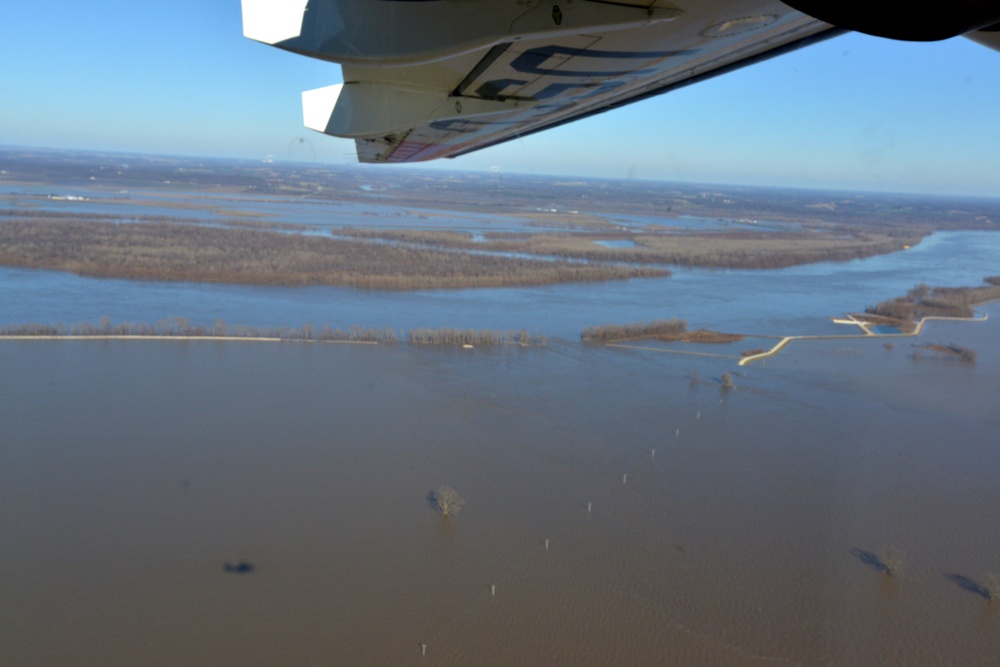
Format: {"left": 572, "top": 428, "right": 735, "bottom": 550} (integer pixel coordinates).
{"left": 338, "top": 227, "right": 927, "bottom": 270}
{"left": 0, "top": 217, "right": 669, "bottom": 289}
{"left": 0, "top": 205, "right": 307, "bottom": 231}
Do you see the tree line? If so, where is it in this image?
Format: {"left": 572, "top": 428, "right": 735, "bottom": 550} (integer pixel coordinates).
{"left": 0, "top": 317, "right": 399, "bottom": 342}
{"left": 407, "top": 328, "right": 534, "bottom": 346}
{"left": 0, "top": 318, "right": 540, "bottom": 346}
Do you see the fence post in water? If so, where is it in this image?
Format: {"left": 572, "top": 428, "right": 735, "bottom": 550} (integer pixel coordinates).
{"left": 421, "top": 643, "right": 427, "bottom": 656}
{"left": 587, "top": 501, "right": 592, "bottom": 513}
{"left": 622, "top": 473, "right": 627, "bottom": 485}
{"left": 491, "top": 584, "right": 496, "bottom": 597}
{"left": 697, "top": 411, "right": 701, "bottom": 420}
{"left": 545, "top": 538, "right": 550, "bottom": 550}
{"left": 651, "top": 448, "right": 655, "bottom": 459}
{"left": 676, "top": 428, "right": 680, "bottom": 438}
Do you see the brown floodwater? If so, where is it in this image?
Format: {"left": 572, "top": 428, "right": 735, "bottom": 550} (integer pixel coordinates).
{"left": 2, "top": 310, "right": 999, "bottom": 666}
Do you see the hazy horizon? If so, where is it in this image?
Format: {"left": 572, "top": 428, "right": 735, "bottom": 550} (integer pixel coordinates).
{"left": 3, "top": 2, "right": 1000, "bottom": 196}
{"left": 6, "top": 143, "right": 1000, "bottom": 202}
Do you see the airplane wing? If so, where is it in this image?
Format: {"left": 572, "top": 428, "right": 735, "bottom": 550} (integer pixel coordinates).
{"left": 240, "top": 0, "right": 998, "bottom": 164}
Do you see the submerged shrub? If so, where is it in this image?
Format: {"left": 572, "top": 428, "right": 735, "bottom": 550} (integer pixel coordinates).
{"left": 984, "top": 573, "right": 1000, "bottom": 601}
{"left": 882, "top": 547, "right": 905, "bottom": 576}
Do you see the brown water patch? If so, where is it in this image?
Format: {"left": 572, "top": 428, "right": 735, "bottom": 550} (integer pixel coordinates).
{"left": 2, "top": 331, "right": 999, "bottom": 665}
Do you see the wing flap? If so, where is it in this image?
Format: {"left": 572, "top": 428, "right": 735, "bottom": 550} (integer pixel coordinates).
{"left": 248, "top": 0, "right": 836, "bottom": 163}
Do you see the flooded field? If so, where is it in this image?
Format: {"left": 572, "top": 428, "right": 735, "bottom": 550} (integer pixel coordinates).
{"left": 0, "top": 184, "right": 628, "bottom": 233}
{"left": 0, "top": 183, "right": 769, "bottom": 235}
{"left": 2, "top": 304, "right": 999, "bottom": 665}
{"left": 3, "top": 160, "right": 1000, "bottom": 664}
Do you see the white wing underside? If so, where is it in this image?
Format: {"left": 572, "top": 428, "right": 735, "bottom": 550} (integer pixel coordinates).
{"left": 243, "top": 0, "right": 835, "bottom": 163}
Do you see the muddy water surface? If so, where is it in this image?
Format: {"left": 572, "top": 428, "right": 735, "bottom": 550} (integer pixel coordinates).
{"left": 2, "top": 306, "right": 999, "bottom": 665}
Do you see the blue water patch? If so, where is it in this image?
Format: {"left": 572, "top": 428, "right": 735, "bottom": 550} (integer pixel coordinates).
{"left": 593, "top": 239, "right": 637, "bottom": 248}
{"left": 607, "top": 214, "right": 803, "bottom": 233}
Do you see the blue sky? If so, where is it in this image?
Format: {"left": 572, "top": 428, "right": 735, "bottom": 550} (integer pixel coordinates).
{"left": 3, "top": 1, "right": 999, "bottom": 196}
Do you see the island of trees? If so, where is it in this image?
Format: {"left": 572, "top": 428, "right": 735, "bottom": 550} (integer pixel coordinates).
{"left": 581, "top": 319, "right": 744, "bottom": 343}
{"left": 338, "top": 227, "right": 925, "bottom": 271}
{"left": 860, "top": 277, "right": 1000, "bottom": 331}
{"left": 0, "top": 215, "right": 668, "bottom": 290}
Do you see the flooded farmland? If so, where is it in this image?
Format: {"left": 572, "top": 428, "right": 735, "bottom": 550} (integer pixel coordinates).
{"left": 2, "top": 301, "right": 999, "bottom": 665}
{"left": 3, "top": 158, "right": 1000, "bottom": 664}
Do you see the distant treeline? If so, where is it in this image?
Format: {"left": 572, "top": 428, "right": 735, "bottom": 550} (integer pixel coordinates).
{"left": 0, "top": 317, "right": 397, "bottom": 342}
{"left": 407, "top": 328, "right": 535, "bottom": 346}
{"left": 0, "top": 218, "right": 669, "bottom": 290}
{"left": 7, "top": 148, "right": 1000, "bottom": 232}
{"left": 866, "top": 277, "right": 1000, "bottom": 321}
{"left": 340, "top": 227, "right": 927, "bottom": 270}
{"left": 0, "top": 318, "right": 539, "bottom": 347}
{"left": 0, "top": 206, "right": 307, "bottom": 232}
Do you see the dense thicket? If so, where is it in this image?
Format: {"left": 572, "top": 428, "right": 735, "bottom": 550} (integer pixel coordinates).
{"left": 581, "top": 319, "right": 744, "bottom": 343}
{"left": 582, "top": 319, "right": 687, "bottom": 342}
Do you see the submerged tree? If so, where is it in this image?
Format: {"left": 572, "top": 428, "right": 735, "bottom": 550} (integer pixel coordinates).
{"left": 881, "top": 547, "right": 905, "bottom": 576}
{"left": 985, "top": 573, "right": 1000, "bottom": 601}
{"left": 430, "top": 486, "right": 464, "bottom": 517}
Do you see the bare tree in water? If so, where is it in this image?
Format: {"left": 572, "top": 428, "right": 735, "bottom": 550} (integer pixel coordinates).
{"left": 429, "top": 486, "right": 464, "bottom": 517}
{"left": 985, "top": 573, "right": 1000, "bottom": 601}
{"left": 882, "top": 547, "right": 905, "bottom": 576}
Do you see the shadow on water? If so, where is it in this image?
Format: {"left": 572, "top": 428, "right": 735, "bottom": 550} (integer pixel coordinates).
{"left": 943, "top": 573, "right": 991, "bottom": 600}
{"left": 850, "top": 548, "right": 889, "bottom": 573}
{"left": 223, "top": 561, "right": 255, "bottom": 574}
